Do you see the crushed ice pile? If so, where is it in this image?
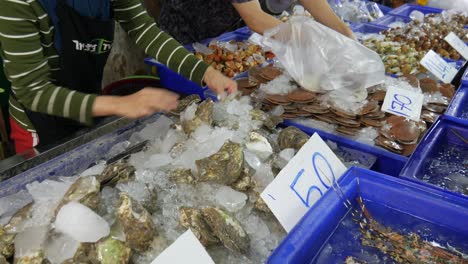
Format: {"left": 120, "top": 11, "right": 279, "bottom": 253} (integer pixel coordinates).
{"left": 0, "top": 95, "right": 379, "bottom": 264}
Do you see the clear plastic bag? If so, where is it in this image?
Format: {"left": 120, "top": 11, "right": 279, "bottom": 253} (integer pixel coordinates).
{"left": 262, "top": 16, "right": 385, "bottom": 101}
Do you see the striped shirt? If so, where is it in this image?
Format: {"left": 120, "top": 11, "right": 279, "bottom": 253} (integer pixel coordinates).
{"left": 0, "top": 0, "right": 209, "bottom": 132}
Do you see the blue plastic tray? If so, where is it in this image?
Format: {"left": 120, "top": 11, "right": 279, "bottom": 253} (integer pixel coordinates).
{"left": 0, "top": 115, "right": 161, "bottom": 198}
{"left": 351, "top": 23, "right": 389, "bottom": 34}
{"left": 400, "top": 116, "right": 468, "bottom": 196}
{"left": 446, "top": 85, "right": 468, "bottom": 124}
{"left": 372, "top": 14, "right": 412, "bottom": 26}
{"left": 463, "top": 67, "right": 468, "bottom": 86}
{"left": 183, "top": 26, "right": 252, "bottom": 52}
{"left": 388, "top": 4, "right": 443, "bottom": 17}
{"left": 284, "top": 121, "right": 407, "bottom": 177}
{"left": 267, "top": 166, "right": 468, "bottom": 264}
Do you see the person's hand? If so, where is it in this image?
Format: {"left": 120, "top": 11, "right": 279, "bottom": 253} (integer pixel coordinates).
{"left": 93, "top": 88, "right": 179, "bottom": 119}
{"left": 203, "top": 67, "right": 238, "bottom": 97}
{"left": 117, "top": 88, "right": 179, "bottom": 118}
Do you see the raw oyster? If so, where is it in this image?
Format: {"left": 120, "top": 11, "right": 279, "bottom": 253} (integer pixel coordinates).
{"left": 15, "top": 251, "right": 44, "bottom": 264}
{"left": 117, "top": 193, "right": 156, "bottom": 252}
{"left": 98, "top": 161, "right": 136, "bottom": 187}
{"left": 56, "top": 176, "right": 100, "bottom": 213}
{"left": 250, "top": 109, "right": 282, "bottom": 131}
{"left": 178, "top": 207, "right": 219, "bottom": 247}
{"left": 0, "top": 254, "right": 6, "bottom": 264}
{"left": 169, "top": 169, "right": 195, "bottom": 185}
{"left": 278, "top": 126, "right": 310, "bottom": 150}
{"left": 201, "top": 207, "right": 250, "bottom": 254}
{"left": 171, "top": 94, "right": 201, "bottom": 115}
{"left": 196, "top": 141, "right": 244, "bottom": 185}
{"left": 0, "top": 226, "right": 14, "bottom": 259}
{"left": 63, "top": 243, "right": 98, "bottom": 264}
{"left": 252, "top": 192, "right": 271, "bottom": 214}
{"left": 231, "top": 164, "right": 255, "bottom": 192}
{"left": 96, "top": 237, "right": 131, "bottom": 264}
{"left": 245, "top": 130, "right": 278, "bottom": 160}
{"left": 182, "top": 98, "right": 214, "bottom": 134}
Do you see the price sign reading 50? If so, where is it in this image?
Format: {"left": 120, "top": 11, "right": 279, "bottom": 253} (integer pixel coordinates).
{"left": 261, "top": 133, "right": 347, "bottom": 232}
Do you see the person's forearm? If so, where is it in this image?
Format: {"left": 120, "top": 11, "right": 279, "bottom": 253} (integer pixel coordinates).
{"left": 92, "top": 96, "right": 121, "bottom": 117}
{"left": 245, "top": 11, "right": 282, "bottom": 34}
{"left": 300, "top": 0, "right": 353, "bottom": 37}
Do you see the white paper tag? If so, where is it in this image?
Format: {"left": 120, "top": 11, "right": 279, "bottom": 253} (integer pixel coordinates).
{"left": 444, "top": 32, "right": 468, "bottom": 59}
{"left": 381, "top": 86, "right": 424, "bottom": 121}
{"left": 248, "top": 33, "right": 264, "bottom": 46}
{"left": 420, "top": 50, "right": 458, "bottom": 83}
{"left": 261, "top": 133, "right": 347, "bottom": 232}
{"left": 151, "top": 230, "right": 215, "bottom": 264}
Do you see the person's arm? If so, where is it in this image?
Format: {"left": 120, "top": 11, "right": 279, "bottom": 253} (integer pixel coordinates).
{"left": 300, "top": 0, "right": 354, "bottom": 38}
{"left": 232, "top": 0, "right": 282, "bottom": 34}
{"left": 112, "top": 0, "right": 237, "bottom": 94}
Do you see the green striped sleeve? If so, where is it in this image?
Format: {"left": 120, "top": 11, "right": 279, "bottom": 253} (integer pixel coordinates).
{"left": 0, "top": 0, "right": 96, "bottom": 126}
{"left": 112, "top": 0, "right": 210, "bottom": 86}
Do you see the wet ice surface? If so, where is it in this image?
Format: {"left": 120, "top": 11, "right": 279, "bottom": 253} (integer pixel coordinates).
{"left": 0, "top": 190, "right": 32, "bottom": 225}
{"left": 312, "top": 200, "right": 468, "bottom": 264}
{"left": 422, "top": 144, "right": 468, "bottom": 195}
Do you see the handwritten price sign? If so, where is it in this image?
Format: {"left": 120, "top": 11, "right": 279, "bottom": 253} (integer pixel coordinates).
{"left": 444, "top": 32, "right": 468, "bottom": 60}
{"left": 261, "top": 133, "right": 347, "bottom": 232}
{"left": 420, "top": 50, "right": 458, "bottom": 84}
{"left": 381, "top": 86, "right": 424, "bottom": 121}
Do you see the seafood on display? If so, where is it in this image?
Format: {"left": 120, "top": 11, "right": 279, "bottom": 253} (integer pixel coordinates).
{"left": 240, "top": 65, "right": 455, "bottom": 156}
{"left": 361, "top": 11, "right": 468, "bottom": 76}
{"left": 194, "top": 40, "right": 275, "bottom": 77}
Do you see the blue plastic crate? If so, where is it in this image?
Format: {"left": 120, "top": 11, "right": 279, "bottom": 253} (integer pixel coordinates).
{"left": 183, "top": 26, "right": 252, "bottom": 52}
{"left": 400, "top": 116, "right": 468, "bottom": 197}
{"left": 267, "top": 167, "right": 468, "bottom": 264}
{"left": 388, "top": 4, "right": 443, "bottom": 17}
{"left": 351, "top": 23, "right": 389, "bottom": 34}
{"left": 463, "top": 67, "right": 468, "bottom": 86}
{"left": 0, "top": 115, "right": 161, "bottom": 198}
{"left": 446, "top": 85, "right": 468, "bottom": 124}
{"left": 372, "top": 14, "right": 412, "bottom": 27}
{"left": 284, "top": 120, "right": 407, "bottom": 177}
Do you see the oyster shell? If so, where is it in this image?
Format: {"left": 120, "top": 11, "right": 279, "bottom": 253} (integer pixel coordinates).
{"left": 169, "top": 169, "right": 195, "bottom": 185}
{"left": 245, "top": 131, "right": 276, "bottom": 160}
{"left": 278, "top": 126, "right": 310, "bottom": 151}
{"left": 252, "top": 192, "right": 271, "bottom": 214}
{"left": 196, "top": 141, "right": 244, "bottom": 185}
{"left": 96, "top": 237, "right": 131, "bottom": 264}
{"left": 171, "top": 94, "right": 201, "bottom": 115}
{"left": 63, "top": 243, "right": 98, "bottom": 264}
{"left": 231, "top": 168, "right": 255, "bottom": 192}
{"left": 182, "top": 98, "right": 214, "bottom": 134}
{"left": 56, "top": 176, "right": 100, "bottom": 213}
{"left": 179, "top": 207, "right": 219, "bottom": 247}
{"left": 98, "top": 162, "right": 136, "bottom": 187}
{"left": 0, "top": 226, "right": 14, "bottom": 259}
{"left": 0, "top": 254, "right": 6, "bottom": 264}
{"left": 14, "top": 251, "right": 44, "bottom": 264}
{"left": 201, "top": 207, "right": 250, "bottom": 254}
{"left": 117, "top": 193, "right": 156, "bottom": 252}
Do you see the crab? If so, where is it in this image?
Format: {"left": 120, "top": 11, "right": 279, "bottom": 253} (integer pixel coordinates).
{"left": 116, "top": 193, "right": 156, "bottom": 252}
{"left": 196, "top": 141, "right": 244, "bottom": 185}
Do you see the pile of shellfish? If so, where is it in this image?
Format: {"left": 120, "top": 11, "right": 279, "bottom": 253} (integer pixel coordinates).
{"left": 237, "top": 65, "right": 455, "bottom": 156}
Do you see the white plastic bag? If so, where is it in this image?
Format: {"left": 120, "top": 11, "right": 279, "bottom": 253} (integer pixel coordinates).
{"left": 262, "top": 16, "right": 385, "bottom": 101}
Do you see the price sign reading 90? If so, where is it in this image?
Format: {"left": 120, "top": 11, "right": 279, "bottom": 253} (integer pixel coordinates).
{"left": 261, "top": 133, "right": 347, "bottom": 232}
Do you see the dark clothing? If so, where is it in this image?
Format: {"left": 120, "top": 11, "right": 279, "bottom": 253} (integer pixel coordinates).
{"left": 158, "top": 0, "right": 262, "bottom": 44}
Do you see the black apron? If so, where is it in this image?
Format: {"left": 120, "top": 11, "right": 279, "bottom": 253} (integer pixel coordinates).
{"left": 24, "top": 0, "right": 114, "bottom": 148}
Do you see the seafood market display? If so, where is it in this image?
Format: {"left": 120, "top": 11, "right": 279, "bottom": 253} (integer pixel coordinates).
{"left": 0, "top": 95, "right": 380, "bottom": 264}
{"left": 239, "top": 65, "right": 455, "bottom": 156}
{"left": 361, "top": 11, "right": 468, "bottom": 76}
{"left": 193, "top": 40, "right": 275, "bottom": 77}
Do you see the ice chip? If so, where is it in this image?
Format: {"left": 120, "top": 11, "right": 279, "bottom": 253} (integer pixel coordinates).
{"left": 0, "top": 190, "right": 32, "bottom": 226}
{"left": 14, "top": 226, "right": 48, "bottom": 257}
{"left": 180, "top": 103, "right": 198, "bottom": 121}
{"left": 144, "top": 153, "right": 173, "bottom": 169}
{"left": 54, "top": 202, "right": 110, "bottom": 243}
{"left": 44, "top": 233, "right": 80, "bottom": 264}
{"left": 410, "top": 10, "right": 425, "bottom": 22}
{"left": 193, "top": 42, "right": 214, "bottom": 55}
{"left": 270, "top": 105, "right": 285, "bottom": 117}
{"left": 105, "top": 141, "right": 131, "bottom": 160}
{"left": 80, "top": 160, "right": 106, "bottom": 177}
{"left": 214, "top": 186, "right": 248, "bottom": 212}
